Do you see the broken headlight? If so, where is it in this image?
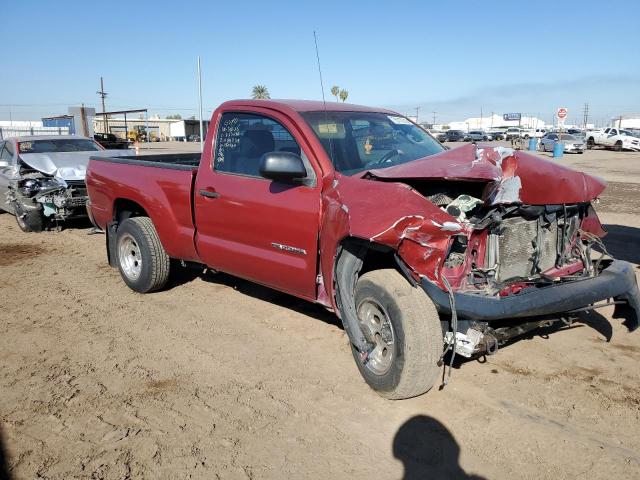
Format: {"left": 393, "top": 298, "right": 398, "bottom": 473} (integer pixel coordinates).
{"left": 18, "top": 178, "right": 63, "bottom": 197}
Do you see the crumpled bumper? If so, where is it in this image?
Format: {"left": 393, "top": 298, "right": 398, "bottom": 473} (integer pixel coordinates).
{"left": 421, "top": 260, "right": 640, "bottom": 331}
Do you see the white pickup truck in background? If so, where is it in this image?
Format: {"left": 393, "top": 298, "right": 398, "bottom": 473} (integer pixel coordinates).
{"left": 586, "top": 127, "right": 640, "bottom": 151}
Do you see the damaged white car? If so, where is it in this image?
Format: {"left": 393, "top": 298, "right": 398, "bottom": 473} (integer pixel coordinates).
{"left": 0, "top": 135, "right": 130, "bottom": 231}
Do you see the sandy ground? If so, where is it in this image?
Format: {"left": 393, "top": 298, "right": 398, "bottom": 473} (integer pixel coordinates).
{"left": 1, "top": 144, "right": 640, "bottom": 479}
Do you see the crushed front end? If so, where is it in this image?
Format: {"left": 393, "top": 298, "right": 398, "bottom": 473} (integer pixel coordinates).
{"left": 364, "top": 145, "right": 640, "bottom": 359}
{"left": 421, "top": 198, "right": 640, "bottom": 358}
{"left": 8, "top": 173, "right": 89, "bottom": 226}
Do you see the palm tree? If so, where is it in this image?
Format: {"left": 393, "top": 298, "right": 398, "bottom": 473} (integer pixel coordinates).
{"left": 331, "top": 85, "right": 340, "bottom": 102}
{"left": 339, "top": 89, "right": 349, "bottom": 102}
{"left": 251, "top": 85, "right": 270, "bottom": 100}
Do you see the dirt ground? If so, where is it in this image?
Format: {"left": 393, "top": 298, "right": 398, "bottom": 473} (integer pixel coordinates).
{"left": 1, "top": 144, "right": 640, "bottom": 479}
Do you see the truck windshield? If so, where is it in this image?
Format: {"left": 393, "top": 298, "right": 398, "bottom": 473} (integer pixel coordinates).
{"left": 18, "top": 139, "right": 103, "bottom": 154}
{"left": 301, "top": 111, "right": 444, "bottom": 175}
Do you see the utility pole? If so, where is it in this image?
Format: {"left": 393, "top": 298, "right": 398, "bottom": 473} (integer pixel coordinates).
{"left": 97, "top": 77, "right": 108, "bottom": 133}
{"left": 582, "top": 102, "right": 589, "bottom": 130}
{"left": 480, "top": 107, "right": 483, "bottom": 129}
{"left": 415, "top": 106, "right": 420, "bottom": 124}
{"left": 432, "top": 111, "right": 437, "bottom": 125}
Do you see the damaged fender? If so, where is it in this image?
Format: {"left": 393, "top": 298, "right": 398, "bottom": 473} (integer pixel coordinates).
{"left": 318, "top": 173, "right": 464, "bottom": 313}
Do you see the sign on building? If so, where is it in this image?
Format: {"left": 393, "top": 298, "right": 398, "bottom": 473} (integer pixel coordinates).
{"left": 503, "top": 113, "right": 521, "bottom": 121}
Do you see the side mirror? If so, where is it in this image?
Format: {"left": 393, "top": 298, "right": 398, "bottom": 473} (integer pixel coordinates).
{"left": 259, "top": 152, "right": 307, "bottom": 182}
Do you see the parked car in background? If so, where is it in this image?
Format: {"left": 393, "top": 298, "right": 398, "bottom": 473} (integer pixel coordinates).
{"left": 539, "top": 133, "right": 585, "bottom": 153}
{"left": 85, "top": 99, "right": 640, "bottom": 400}
{"left": 565, "top": 128, "right": 584, "bottom": 138}
{"left": 427, "top": 130, "right": 447, "bottom": 143}
{"left": 94, "top": 133, "right": 130, "bottom": 150}
{"left": 0, "top": 135, "right": 130, "bottom": 231}
{"left": 504, "top": 127, "right": 523, "bottom": 140}
{"left": 488, "top": 130, "right": 505, "bottom": 140}
{"left": 531, "top": 128, "right": 547, "bottom": 138}
{"left": 464, "top": 130, "right": 490, "bottom": 142}
{"left": 519, "top": 128, "right": 535, "bottom": 139}
{"left": 586, "top": 127, "right": 640, "bottom": 151}
{"left": 445, "top": 129, "right": 466, "bottom": 142}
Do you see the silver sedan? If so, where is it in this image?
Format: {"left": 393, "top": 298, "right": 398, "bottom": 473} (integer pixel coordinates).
{"left": 539, "top": 133, "right": 585, "bottom": 154}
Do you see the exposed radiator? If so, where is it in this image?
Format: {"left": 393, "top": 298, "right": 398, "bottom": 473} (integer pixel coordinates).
{"left": 489, "top": 217, "right": 559, "bottom": 282}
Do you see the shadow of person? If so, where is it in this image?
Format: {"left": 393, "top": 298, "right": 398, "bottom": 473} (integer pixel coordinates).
{"left": 393, "top": 415, "right": 485, "bottom": 480}
{"left": 0, "top": 424, "right": 11, "bottom": 480}
{"left": 602, "top": 224, "right": 640, "bottom": 265}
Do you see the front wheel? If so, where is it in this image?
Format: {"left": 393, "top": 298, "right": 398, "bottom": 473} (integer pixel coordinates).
{"left": 351, "top": 269, "right": 443, "bottom": 400}
{"left": 614, "top": 141, "right": 623, "bottom": 152}
{"left": 116, "top": 217, "right": 170, "bottom": 293}
{"left": 14, "top": 201, "right": 46, "bottom": 232}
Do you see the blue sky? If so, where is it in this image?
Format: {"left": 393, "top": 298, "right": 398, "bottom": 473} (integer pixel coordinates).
{"left": 1, "top": 0, "right": 639, "bottom": 125}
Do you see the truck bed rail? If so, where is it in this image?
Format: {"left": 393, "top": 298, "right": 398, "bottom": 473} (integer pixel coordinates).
{"left": 89, "top": 153, "right": 200, "bottom": 171}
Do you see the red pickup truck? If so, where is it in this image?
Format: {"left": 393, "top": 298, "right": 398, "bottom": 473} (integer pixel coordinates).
{"left": 86, "top": 100, "right": 639, "bottom": 399}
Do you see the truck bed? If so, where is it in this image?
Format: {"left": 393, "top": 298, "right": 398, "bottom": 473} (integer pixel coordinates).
{"left": 87, "top": 153, "right": 200, "bottom": 262}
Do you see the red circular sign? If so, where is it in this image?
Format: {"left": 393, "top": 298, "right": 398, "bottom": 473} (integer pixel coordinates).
{"left": 557, "top": 108, "right": 567, "bottom": 119}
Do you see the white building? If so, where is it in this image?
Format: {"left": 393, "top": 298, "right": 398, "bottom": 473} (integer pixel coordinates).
{"left": 609, "top": 116, "right": 640, "bottom": 129}
{"left": 447, "top": 113, "right": 547, "bottom": 131}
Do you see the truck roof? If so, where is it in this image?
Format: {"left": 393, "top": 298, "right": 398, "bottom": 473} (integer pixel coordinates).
{"left": 218, "top": 99, "right": 397, "bottom": 115}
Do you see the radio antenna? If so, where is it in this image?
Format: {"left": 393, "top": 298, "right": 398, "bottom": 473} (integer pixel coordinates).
{"left": 313, "top": 31, "right": 327, "bottom": 107}
{"left": 313, "top": 31, "right": 335, "bottom": 168}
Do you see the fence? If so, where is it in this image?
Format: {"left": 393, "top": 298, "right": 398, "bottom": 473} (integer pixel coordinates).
{"left": 0, "top": 126, "right": 70, "bottom": 140}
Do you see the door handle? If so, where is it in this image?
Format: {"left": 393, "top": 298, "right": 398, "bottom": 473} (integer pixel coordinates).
{"left": 198, "top": 189, "right": 220, "bottom": 199}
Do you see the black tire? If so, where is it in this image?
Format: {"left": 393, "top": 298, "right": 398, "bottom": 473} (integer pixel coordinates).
{"left": 614, "top": 141, "right": 623, "bottom": 152}
{"left": 587, "top": 138, "right": 594, "bottom": 149}
{"left": 351, "top": 269, "right": 443, "bottom": 400}
{"left": 115, "top": 217, "right": 170, "bottom": 293}
{"left": 14, "top": 202, "right": 45, "bottom": 232}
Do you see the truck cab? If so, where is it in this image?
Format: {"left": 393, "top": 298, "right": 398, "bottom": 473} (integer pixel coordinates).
{"left": 86, "top": 99, "right": 640, "bottom": 400}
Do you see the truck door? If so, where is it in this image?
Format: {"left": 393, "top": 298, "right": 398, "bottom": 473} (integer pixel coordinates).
{"left": 194, "top": 110, "right": 321, "bottom": 300}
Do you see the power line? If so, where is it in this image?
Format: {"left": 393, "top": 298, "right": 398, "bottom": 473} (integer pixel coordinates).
{"left": 97, "top": 77, "right": 108, "bottom": 131}
{"left": 582, "top": 102, "right": 589, "bottom": 129}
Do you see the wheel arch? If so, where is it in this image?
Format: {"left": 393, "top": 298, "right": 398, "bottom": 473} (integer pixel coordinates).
{"left": 333, "top": 236, "right": 418, "bottom": 353}
{"left": 112, "top": 197, "right": 149, "bottom": 222}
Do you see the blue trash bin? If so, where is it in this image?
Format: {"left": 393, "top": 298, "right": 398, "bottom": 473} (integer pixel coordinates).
{"left": 553, "top": 141, "right": 564, "bottom": 158}
{"left": 528, "top": 137, "right": 537, "bottom": 151}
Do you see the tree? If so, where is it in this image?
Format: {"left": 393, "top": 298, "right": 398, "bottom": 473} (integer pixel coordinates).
{"left": 339, "top": 89, "right": 349, "bottom": 102}
{"left": 251, "top": 85, "right": 270, "bottom": 99}
{"left": 331, "top": 85, "right": 340, "bottom": 101}
{"left": 166, "top": 114, "right": 182, "bottom": 119}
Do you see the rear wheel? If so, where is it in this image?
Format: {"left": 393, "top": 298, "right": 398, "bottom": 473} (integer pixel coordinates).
{"left": 587, "top": 138, "right": 595, "bottom": 149}
{"left": 351, "top": 269, "right": 443, "bottom": 400}
{"left": 116, "top": 217, "right": 170, "bottom": 293}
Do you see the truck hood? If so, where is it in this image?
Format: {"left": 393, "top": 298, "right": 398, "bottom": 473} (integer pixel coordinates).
{"left": 364, "top": 143, "right": 606, "bottom": 205}
{"left": 20, "top": 150, "right": 132, "bottom": 181}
